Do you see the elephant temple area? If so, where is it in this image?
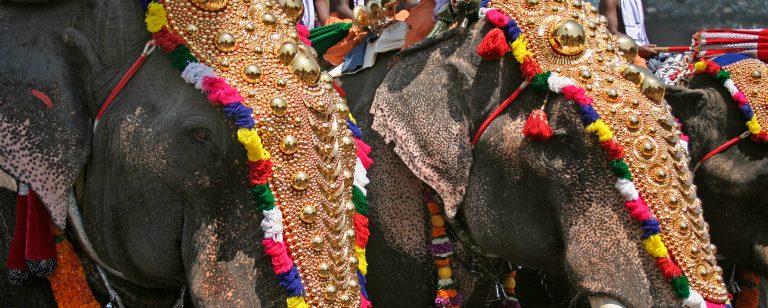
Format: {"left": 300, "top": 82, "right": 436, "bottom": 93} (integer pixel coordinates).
{"left": 0, "top": 0, "right": 766, "bottom": 307}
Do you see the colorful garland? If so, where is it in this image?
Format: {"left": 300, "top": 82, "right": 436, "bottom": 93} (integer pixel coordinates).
{"left": 425, "top": 193, "right": 462, "bottom": 308}
{"left": 48, "top": 229, "right": 100, "bottom": 308}
{"left": 143, "top": 3, "right": 372, "bottom": 307}
{"left": 477, "top": 5, "right": 727, "bottom": 307}
{"left": 693, "top": 55, "right": 768, "bottom": 143}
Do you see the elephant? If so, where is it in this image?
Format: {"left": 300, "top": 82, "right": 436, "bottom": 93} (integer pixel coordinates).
{"left": 339, "top": 7, "right": 730, "bottom": 307}
{"left": 1, "top": 0, "right": 367, "bottom": 306}
{"left": 665, "top": 62, "right": 768, "bottom": 302}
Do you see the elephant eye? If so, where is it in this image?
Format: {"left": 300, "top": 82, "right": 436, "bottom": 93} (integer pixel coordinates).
{"left": 191, "top": 128, "right": 210, "bottom": 142}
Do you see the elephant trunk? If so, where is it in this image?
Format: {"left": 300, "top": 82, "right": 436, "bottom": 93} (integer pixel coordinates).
{"left": 185, "top": 222, "right": 262, "bottom": 307}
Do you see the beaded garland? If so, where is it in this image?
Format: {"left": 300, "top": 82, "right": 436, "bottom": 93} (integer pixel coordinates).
{"left": 477, "top": 0, "right": 730, "bottom": 306}
{"left": 692, "top": 55, "right": 768, "bottom": 143}
{"left": 142, "top": 1, "right": 373, "bottom": 307}
{"left": 425, "top": 194, "right": 462, "bottom": 308}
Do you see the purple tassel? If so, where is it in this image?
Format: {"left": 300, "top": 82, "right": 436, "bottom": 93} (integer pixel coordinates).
{"left": 277, "top": 265, "right": 305, "bottom": 297}
{"left": 223, "top": 102, "right": 255, "bottom": 128}
{"left": 429, "top": 241, "right": 455, "bottom": 255}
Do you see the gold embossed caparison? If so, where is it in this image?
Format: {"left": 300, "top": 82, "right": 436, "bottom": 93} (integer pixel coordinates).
{"left": 478, "top": 0, "right": 729, "bottom": 304}
{"left": 145, "top": 0, "right": 372, "bottom": 306}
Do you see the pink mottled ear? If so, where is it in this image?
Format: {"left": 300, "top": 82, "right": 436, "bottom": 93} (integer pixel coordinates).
{"left": 369, "top": 33, "right": 478, "bottom": 218}
{"left": 0, "top": 84, "right": 91, "bottom": 229}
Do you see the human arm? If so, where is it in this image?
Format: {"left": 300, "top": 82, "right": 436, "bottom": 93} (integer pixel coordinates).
{"left": 334, "top": 0, "right": 354, "bottom": 20}
{"left": 598, "top": 0, "right": 620, "bottom": 35}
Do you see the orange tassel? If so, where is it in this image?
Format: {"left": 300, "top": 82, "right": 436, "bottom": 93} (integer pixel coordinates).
{"left": 476, "top": 28, "right": 511, "bottom": 61}
{"left": 734, "top": 270, "right": 761, "bottom": 308}
{"left": 48, "top": 230, "right": 100, "bottom": 308}
{"left": 523, "top": 109, "right": 553, "bottom": 140}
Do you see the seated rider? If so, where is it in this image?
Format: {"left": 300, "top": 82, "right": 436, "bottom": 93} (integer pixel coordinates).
{"left": 599, "top": 0, "right": 661, "bottom": 70}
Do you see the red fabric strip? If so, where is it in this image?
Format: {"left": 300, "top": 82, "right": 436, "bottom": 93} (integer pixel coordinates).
{"left": 25, "top": 190, "right": 55, "bottom": 261}
{"left": 6, "top": 192, "right": 29, "bottom": 270}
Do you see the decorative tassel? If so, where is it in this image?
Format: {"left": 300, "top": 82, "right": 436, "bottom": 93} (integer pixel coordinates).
{"left": 734, "top": 270, "right": 760, "bottom": 308}
{"left": 523, "top": 109, "right": 553, "bottom": 141}
{"left": 25, "top": 190, "right": 56, "bottom": 277}
{"left": 6, "top": 187, "right": 29, "bottom": 285}
{"left": 476, "top": 28, "right": 510, "bottom": 61}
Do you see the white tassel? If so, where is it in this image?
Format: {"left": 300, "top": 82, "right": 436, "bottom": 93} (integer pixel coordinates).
{"left": 547, "top": 72, "right": 576, "bottom": 93}
{"left": 437, "top": 278, "right": 454, "bottom": 288}
{"left": 615, "top": 178, "right": 639, "bottom": 201}
{"left": 723, "top": 79, "right": 740, "bottom": 96}
{"left": 478, "top": 7, "right": 489, "bottom": 19}
{"left": 18, "top": 183, "right": 29, "bottom": 196}
{"left": 260, "top": 208, "right": 284, "bottom": 242}
{"left": 353, "top": 159, "right": 369, "bottom": 195}
{"left": 181, "top": 63, "right": 217, "bottom": 90}
{"left": 682, "top": 289, "right": 706, "bottom": 308}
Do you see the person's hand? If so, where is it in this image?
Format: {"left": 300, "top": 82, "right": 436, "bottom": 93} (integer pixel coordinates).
{"left": 638, "top": 44, "right": 658, "bottom": 59}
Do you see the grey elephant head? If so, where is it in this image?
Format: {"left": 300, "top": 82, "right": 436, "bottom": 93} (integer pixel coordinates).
{"left": 1, "top": 0, "right": 365, "bottom": 306}
{"left": 665, "top": 61, "right": 768, "bottom": 279}
{"left": 344, "top": 4, "right": 729, "bottom": 306}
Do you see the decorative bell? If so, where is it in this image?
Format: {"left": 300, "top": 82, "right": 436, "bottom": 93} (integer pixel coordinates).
{"left": 468, "top": 256, "right": 484, "bottom": 278}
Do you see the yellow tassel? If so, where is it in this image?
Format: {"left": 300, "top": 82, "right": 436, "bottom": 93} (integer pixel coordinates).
{"left": 145, "top": 3, "right": 167, "bottom": 33}
{"left": 237, "top": 128, "right": 271, "bottom": 161}
{"left": 510, "top": 35, "right": 532, "bottom": 64}
{"left": 585, "top": 119, "right": 613, "bottom": 142}
{"left": 693, "top": 61, "right": 707, "bottom": 73}
{"left": 642, "top": 234, "right": 668, "bottom": 258}
{"left": 355, "top": 245, "right": 368, "bottom": 276}
{"left": 286, "top": 296, "right": 309, "bottom": 308}
{"left": 746, "top": 115, "right": 762, "bottom": 134}
{"left": 348, "top": 112, "right": 357, "bottom": 124}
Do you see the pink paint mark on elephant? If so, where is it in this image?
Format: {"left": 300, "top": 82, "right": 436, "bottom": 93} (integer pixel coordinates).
{"left": 30, "top": 90, "right": 53, "bottom": 109}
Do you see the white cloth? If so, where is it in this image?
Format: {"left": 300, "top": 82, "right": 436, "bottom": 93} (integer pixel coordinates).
{"left": 620, "top": 0, "right": 650, "bottom": 46}
{"left": 301, "top": 0, "right": 317, "bottom": 29}
{"left": 328, "top": 21, "right": 409, "bottom": 76}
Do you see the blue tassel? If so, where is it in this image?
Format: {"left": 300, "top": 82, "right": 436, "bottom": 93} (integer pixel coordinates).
{"left": 503, "top": 20, "right": 521, "bottom": 41}
{"left": 740, "top": 104, "right": 755, "bottom": 119}
{"left": 479, "top": 0, "right": 491, "bottom": 8}
{"left": 640, "top": 219, "right": 661, "bottom": 239}
{"left": 578, "top": 104, "right": 601, "bottom": 125}
{"left": 223, "top": 102, "right": 255, "bottom": 128}
{"left": 277, "top": 265, "right": 305, "bottom": 297}
{"left": 357, "top": 270, "right": 369, "bottom": 299}
{"left": 347, "top": 120, "right": 363, "bottom": 139}
{"left": 141, "top": 0, "right": 153, "bottom": 11}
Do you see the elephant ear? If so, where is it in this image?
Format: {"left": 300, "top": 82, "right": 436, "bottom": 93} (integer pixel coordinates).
{"left": 0, "top": 47, "right": 91, "bottom": 229}
{"left": 370, "top": 29, "right": 480, "bottom": 218}
{"left": 664, "top": 86, "right": 708, "bottom": 122}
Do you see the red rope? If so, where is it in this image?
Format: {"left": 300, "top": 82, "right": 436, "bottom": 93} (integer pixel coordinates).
{"left": 471, "top": 82, "right": 528, "bottom": 145}
{"left": 693, "top": 131, "right": 750, "bottom": 172}
{"left": 95, "top": 41, "right": 156, "bottom": 123}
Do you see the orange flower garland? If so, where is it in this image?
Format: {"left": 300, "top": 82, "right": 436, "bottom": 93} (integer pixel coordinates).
{"left": 48, "top": 229, "right": 100, "bottom": 308}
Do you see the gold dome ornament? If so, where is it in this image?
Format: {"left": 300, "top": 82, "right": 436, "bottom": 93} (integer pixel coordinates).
{"left": 242, "top": 64, "right": 262, "bottom": 83}
{"left": 641, "top": 73, "right": 666, "bottom": 103}
{"left": 292, "top": 171, "right": 310, "bottom": 190}
{"left": 549, "top": 20, "right": 587, "bottom": 56}
{"left": 215, "top": 33, "right": 237, "bottom": 52}
{"left": 352, "top": 5, "right": 372, "bottom": 28}
{"left": 270, "top": 97, "right": 288, "bottom": 116}
{"left": 297, "top": 44, "right": 318, "bottom": 59}
{"left": 281, "top": 135, "right": 299, "bottom": 154}
{"left": 290, "top": 52, "right": 321, "bottom": 85}
{"left": 278, "top": 0, "right": 305, "bottom": 23}
{"left": 622, "top": 64, "right": 646, "bottom": 85}
{"left": 300, "top": 206, "right": 318, "bottom": 224}
{"left": 367, "top": 1, "right": 384, "bottom": 22}
{"left": 277, "top": 42, "right": 299, "bottom": 65}
{"left": 615, "top": 33, "right": 639, "bottom": 63}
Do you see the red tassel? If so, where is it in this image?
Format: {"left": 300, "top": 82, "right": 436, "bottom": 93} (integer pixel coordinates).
{"left": 655, "top": 257, "right": 682, "bottom": 280}
{"left": 6, "top": 189, "right": 29, "bottom": 284}
{"left": 25, "top": 190, "right": 56, "bottom": 277}
{"left": 476, "top": 28, "right": 511, "bottom": 61}
{"left": 750, "top": 131, "right": 768, "bottom": 143}
{"left": 523, "top": 109, "right": 553, "bottom": 140}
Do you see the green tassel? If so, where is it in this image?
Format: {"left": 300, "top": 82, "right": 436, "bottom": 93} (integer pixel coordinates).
{"left": 250, "top": 184, "right": 275, "bottom": 211}
{"left": 308, "top": 22, "right": 353, "bottom": 57}
{"left": 609, "top": 159, "right": 632, "bottom": 181}
{"left": 530, "top": 71, "right": 552, "bottom": 92}
{"left": 352, "top": 186, "right": 368, "bottom": 215}
{"left": 670, "top": 275, "right": 690, "bottom": 298}
{"left": 714, "top": 70, "right": 731, "bottom": 83}
{"left": 168, "top": 45, "right": 198, "bottom": 72}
